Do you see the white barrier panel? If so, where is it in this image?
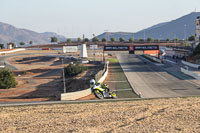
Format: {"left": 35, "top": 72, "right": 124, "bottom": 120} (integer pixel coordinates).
{"left": 98, "top": 61, "right": 109, "bottom": 83}
{"left": 0, "top": 48, "right": 26, "bottom": 54}
{"left": 181, "top": 67, "right": 200, "bottom": 80}
{"left": 61, "top": 89, "right": 91, "bottom": 101}
{"left": 60, "top": 61, "right": 109, "bottom": 100}
{"left": 63, "top": 46, "right": 78, "bottom": 53}
{"left": 181, "top": 60, "right": 200, "bottom": 69}
{"left": 90, "top": 45, "right": 98, "bottom": 49}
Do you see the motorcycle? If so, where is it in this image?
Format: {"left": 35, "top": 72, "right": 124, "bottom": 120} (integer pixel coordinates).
{"left": 91, "top": 82, "right": 117, "bottom": 99}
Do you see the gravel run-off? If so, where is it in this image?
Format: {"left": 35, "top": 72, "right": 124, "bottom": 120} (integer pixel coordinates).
{"left": 1, "top": 97, "right": 200, "bottom": 132}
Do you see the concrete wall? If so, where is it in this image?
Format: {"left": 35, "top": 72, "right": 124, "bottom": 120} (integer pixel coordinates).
{"left": 181, "top": 67, "right": 200, "bottom": 80}
{"left": 181, "top": 60, "right": 200, "bottom": 69}
{"left": 60, "top": 61, "right": 109, "bottom": 100}
{"left": 0, "top": 48, "right": 25, "bottom": 54}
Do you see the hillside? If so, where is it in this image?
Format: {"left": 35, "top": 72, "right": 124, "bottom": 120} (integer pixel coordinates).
{"left": 0, "top": 97, "right": 200, "bottom": 132}
{"left": 0, "top": 22, "right": 66, "bottom": 47}
{"left": 97, "top": 12, "right": 200, "bottom": 40}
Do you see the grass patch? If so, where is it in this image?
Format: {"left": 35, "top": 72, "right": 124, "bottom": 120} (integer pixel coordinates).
{"left": 107, "top": 58, "right": 119, "bottom": 63}
{"left": 109, "top": 62, "right": 139, "bottom": 98}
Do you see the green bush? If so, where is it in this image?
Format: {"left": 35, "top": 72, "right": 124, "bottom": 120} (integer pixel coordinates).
{"left": 64, "top": 64, "right": 87, "bottom": 77}
{"left": 193, "top": 43, "right": 200, "bottom": 55}
{"left": 0, "top": 69, "right": 17, "bottom": 89}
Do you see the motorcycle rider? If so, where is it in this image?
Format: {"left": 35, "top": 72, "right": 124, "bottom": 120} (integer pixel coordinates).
{"left": 90, "top": 79, "right": 110, "bottom": 93}
{"left": 90, "top": 79, "right": 96, "bottom": 91}
{"left": 90, "top": 79, "right": 116, "bottom": 99}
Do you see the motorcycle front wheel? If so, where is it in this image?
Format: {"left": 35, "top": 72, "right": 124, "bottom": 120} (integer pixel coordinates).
{"left": 94, "top": 90, "right": 104, "bottom": 99}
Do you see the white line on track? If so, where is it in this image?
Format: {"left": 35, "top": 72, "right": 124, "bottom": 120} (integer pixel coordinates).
{"left": 105, "top": 81, "right": 127, "bottom": 83}
{"left": 164, "top": 59, "right": 177, "bottom": 64}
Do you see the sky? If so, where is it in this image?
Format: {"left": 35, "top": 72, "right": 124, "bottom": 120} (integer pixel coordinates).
{"left": 1, "top": 0, "right": 200, "bottom": 38}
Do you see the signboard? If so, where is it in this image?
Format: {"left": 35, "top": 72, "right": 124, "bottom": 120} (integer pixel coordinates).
{"left": 134, "top": 45, "right": 159, "bottom": 50}
{"left": 90, "top": 45, "right": 98, "bottom": 49}
{"left": 104, "top": 46, "right": 129, "bottom": 51}
{"left": 63, "top": 46, "right": 78, "bottom": 53}
{"left": 135, "top": 50, "right": 144, "bottom": 55}
{"left": 144, "top": 50, "right": 159, "bottom": 55}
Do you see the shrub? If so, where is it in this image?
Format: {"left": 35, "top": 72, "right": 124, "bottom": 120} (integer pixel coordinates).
{"left": 193, "top": 43, "right": 200, "bottom": 56}
{"left": 64, "top": 64, "right": 87, "bottom": 77}
{"left": 0, "top": 69, "right": 17, "bottom": 89}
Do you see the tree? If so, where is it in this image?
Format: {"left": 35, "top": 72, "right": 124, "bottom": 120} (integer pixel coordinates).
{"left": 77, "top": 38, "right": 82, "bottom": 42}
{"left": 67, "top": 38, "right": 72, "bottom": 43}
{"left": 29, "top": 41, "right": 33, "bottom": 45}
{"left": 92, "top": 37, "right": 99, "bottom": 42}
{"left": 102, "top": 38, "right": 106, "bottom": 42}
{"left": 64, "top": 64, "right": 87, "bottom": 77}
{"left": 147, "top": 37, "right": 154, "bottom": 42}
{"left": 51, "top": 37, "right": 57, "bottom": 42}
{"left": 174, "top": 38, "right": 179, "bottom": 42}
{"left": 20, "top": 41, "right": 25, "bottom": 45}
{"left": 111, "top": 37, "right": 115, "bottom": 42}
{"left": 0, "top": 69, "right": 17, "bottom": 89}
{"left": 193, "top": 43, "right": 200, "bottom": 55}
{"left": 188, "top": 35, "right": 195, "bottom": 41}
{"left": 84, "top": 38, "right": 89, "bottom": 42}
{"left": 7, "top": 42, "right": 15, "bottom": 48}
{"left": 166, "top": 38, "right": 170, "bottom": 42}
{"left": 0, "top": 44, "right": 4, "bottom": 49}
{"left": 119, "top": 37, "right": 125, "bottom": 42}
{"left": 139, "top": 39, "right": 144, "bottom": 42}
{"left": 129, "top": 37, "right": 134, "bottom": 43}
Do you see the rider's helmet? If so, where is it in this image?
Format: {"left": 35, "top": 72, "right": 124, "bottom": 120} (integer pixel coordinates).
{"left": 90, "top": 79, "right": 96, "bottom": 86}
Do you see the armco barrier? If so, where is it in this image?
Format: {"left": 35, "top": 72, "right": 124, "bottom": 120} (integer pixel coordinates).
{"left": 143, "top": 54, "right": 161, "bottom": 63}
{"left": 0, "top": 48, "right": 25, "bottom": 54}
{"left": 60, "top": 61, "right": 109, "bottom": 100}
{"left": 181, "top": 67, "right": 200, "bottom": 80}
{"left": 181, "top": 60, "right": 200, "bottom": 69}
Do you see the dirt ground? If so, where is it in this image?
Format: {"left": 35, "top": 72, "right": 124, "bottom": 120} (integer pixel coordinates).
{"left": 0, "top": 55, "right": 63, "bottom": 102}
{"left": 0, "top": 52, "right": 102, "bottom": 102}
{"left": 0, "top": 97, "right": 200, "bottom": 132}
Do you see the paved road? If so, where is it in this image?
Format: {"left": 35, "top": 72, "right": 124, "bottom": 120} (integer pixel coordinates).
{"left": 0, "top": 53, "right": 57, "bottom": 70}
{"left": 116, "top": 53, "right": 200, "bottom": 98}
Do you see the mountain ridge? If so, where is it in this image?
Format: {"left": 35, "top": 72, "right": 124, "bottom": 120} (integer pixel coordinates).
{"left": 97, "top": 12, "right": 200, "bottom": 41}
{"left": 0, "top": 22, "right": 66, "bottom": 47}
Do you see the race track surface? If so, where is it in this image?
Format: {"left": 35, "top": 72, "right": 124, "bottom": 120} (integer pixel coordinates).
{"left": 116, "top": 53, "right": 200, "bottom": 98}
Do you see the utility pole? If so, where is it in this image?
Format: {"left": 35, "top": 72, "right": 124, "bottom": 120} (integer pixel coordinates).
{"left": 105, "top": 30, "right": 108, "bottom": 46}
{"left": 143, "top": 29, "right": 146, "bottom": 41}
{"left": 62, "top": 58, "right": 66, "bottom": 93}
{"left": 184, "top": 24, "right": 187, "bottom": 42}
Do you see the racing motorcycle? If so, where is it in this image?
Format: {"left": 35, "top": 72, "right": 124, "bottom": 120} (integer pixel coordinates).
{"left": 90, "top": 79, "right": 117, "bottom": 99}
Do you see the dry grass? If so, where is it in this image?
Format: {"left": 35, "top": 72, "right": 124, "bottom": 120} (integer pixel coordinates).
{"left": 0, "top": 97, "right": 200, "bottom": 132}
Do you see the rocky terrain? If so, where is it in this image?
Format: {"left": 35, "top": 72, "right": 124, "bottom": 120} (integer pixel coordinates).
{"left": 0, "top": 97, "right": 200, "bottom": 132}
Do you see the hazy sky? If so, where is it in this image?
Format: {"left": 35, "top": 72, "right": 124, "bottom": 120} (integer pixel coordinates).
{"left": 1, "top": 0, "right": 200, "bottom": 38}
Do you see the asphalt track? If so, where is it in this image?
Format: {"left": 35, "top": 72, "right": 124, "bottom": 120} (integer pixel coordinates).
{"left": 0, "top": 53, "right": 57, "bottom": 70}
{"left": 116, "top": 52, "right": 200, "bottom": 98}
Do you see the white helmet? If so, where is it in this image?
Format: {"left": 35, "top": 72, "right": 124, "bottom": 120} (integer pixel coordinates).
{"left": 90, "top": 79, "right": 96, "bottom": 86}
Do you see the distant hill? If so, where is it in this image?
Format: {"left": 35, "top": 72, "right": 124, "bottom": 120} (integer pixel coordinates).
{"left": 97, "top": 32, "right": 134, "bottom": 41}
{"left": 0, "top": 22, "right": 66, "bottom": 47}
{"left": 97, "top": 12, "right": 200, "bottom": 41}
